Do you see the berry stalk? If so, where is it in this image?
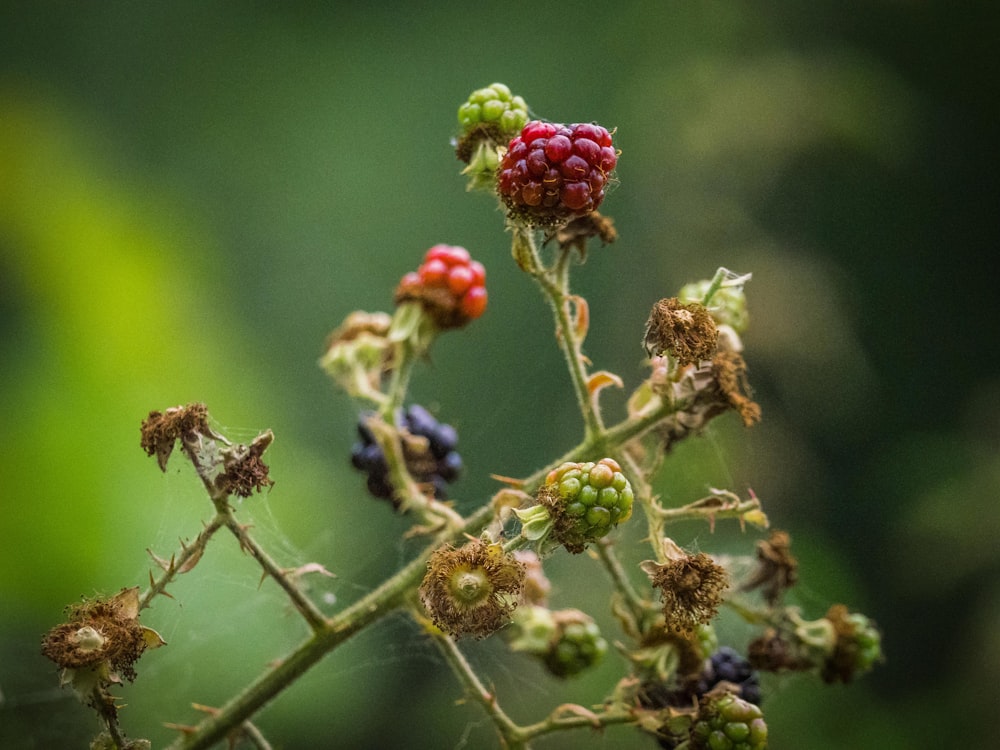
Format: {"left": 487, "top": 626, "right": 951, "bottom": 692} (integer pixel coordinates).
{"left": 511, "top": 225, "right": 606, "bottom": 441}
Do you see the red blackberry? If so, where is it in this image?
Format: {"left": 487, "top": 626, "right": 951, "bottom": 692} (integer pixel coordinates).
{"left": 395, "top": 244, "right": 488, "bottom": 328}
{"left": 497, "top": 120, "right": 618, "bottom": 226}
{"left": 350, "top": 405, "right": 463, "bottom": 507}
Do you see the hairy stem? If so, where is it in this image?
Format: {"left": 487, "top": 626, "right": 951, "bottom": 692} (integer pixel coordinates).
{"left": 164, "top": 501, "right": 498, "bottom": 750}
{"left": 221, "top": 511, "right": 328, "bottom": 632}
{"left": 424, "top": 621, "right": 526, "bottom": 748}
{"left": 140, "top": 512, "right": 227, "bottom": 611}
{"left": 518, "top": 228, "right": 604, "bottom": 440}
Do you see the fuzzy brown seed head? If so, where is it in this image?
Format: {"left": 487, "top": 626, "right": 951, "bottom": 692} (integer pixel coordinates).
{"left": 645, "top": 550, "right": 729, "bottom": 634}
{"left": 419, "top": 539, "right": 525, "bottom": 639}
{"left": 41, "top": 588, "right": 151, "bottom": 683}
{"left": 747, "top": 628, "right": 812, "bottom": 673}
{"left": 218, "top": 440, "right": 275, "bottom": 498}
{"left": 643, "top": 298, "right": 719, "bottom": 365}
{"left": 741, "top": 530, "right": 798, "bottom": 606}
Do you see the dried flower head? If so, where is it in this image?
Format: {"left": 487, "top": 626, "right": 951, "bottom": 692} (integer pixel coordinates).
{"left": 747, "top": 627, "right": 813, "bottom": 673}
{"left": 41, "top": 587, "right": 165, "bottom": 709}
{"left": 741, "top": 530, "right": 798, "bottom": 606}
{"left": 140, "top": 403, "right": 210, "bottom": 471}
{"left": 217, "top": 429, "right": 275, "bottom": 498}
{"left": 419, "top": 539, "right": 525, "bottom": 639}
{"left": 319, "top": 310, "right": 395, "bottom": 398}
{"left": 643, "top": 298, "right": 719, "bottom": 365}
{"left": 642, "top": 540, "right": 729, "bottom": 634}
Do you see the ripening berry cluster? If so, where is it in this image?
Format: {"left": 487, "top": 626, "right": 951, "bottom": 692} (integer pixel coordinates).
{"left": 541, "top": 457, "right": 633, "bottom": 552}
{"left": 395, "top": 244, "right": 487, "bottom": 327}
{"left": 497, "top": 120, "right": 618, "bottom": 224}
{"left": 350, "top": 405, "right": 462, "bottom": 504}
{"left": 543, "top": 615, "right": 608, "bottom": 678}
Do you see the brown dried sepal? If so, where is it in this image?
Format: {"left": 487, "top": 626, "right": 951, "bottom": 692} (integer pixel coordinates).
{"left": 394, "top": 284, "right": 469, "bottom": 330}
{"left": 712, "top": 350, "right": 761, "bottom": 427}
{"left": 218, "top": 430, "right": 275, "bottom": 498}
{"left": 454, "top": 122, "right": 506, "bottom": 164}
{"left": 544, "top": 211, "right": 617, "bottom": 259}
{"left": 419, "top": 539, "right": 525, "bottom": 639}
{"left": 140, "top": 403, "right": 210, "bottom": 471}
{"left": 747, "top": 627, "right": 812, "bottom": 673}
{"left": 643, "top": 298, "right": 719, "bottom": 365}
{"left": 741, "top": 529, "right": 798, "bottom": 605}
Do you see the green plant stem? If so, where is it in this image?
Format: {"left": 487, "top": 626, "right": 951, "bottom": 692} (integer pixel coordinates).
{"left": 383, "top": 338, "right": 417, "bottom": 419}
{"left": 594, "top": 539, "right": 649, "bottom": 623}
{"left": 425, "top": 622, "right": 526, "bottom": 748}
{"left": 165, "top": 500, "right": 499, "bottom": 750}
{"left": 140, "top": 511, "right": 227, "bottom": 611}
{"left": 424, "top": 605, "right": 637, "bottom": 750}
{"left": 519, "top": 393, "right": 677, "bottom": 493}
{"left": 514, "top": 704, "right": 636, "bottom": 744}
{"left": 221, "top": 511, "right": 328, "bottom": 632}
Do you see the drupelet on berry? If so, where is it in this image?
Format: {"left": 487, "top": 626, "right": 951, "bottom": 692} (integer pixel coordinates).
{"left": 543, "top": 610, "right": 608, "bottom": 678}
{"left": 689, "top": 689, "right": 768, "bottom": 750}
{"left": 350, "top": 405, "right": 462, "bottom": 507}
{"left": 395, "top": 244, "right": 487, "bottom": 329}
{"left": 538, "top": 457, "right": 633, "bottom": 553}
{"left": 457, "top": 82, "right": 529, "bottom": 141}
{"left": 497, "top": 120, "right": 618, "bottom": 226}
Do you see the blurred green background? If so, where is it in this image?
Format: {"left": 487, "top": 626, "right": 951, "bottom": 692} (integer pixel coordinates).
{"left": 2, "top": 2, "right": 997, "bottom": 748}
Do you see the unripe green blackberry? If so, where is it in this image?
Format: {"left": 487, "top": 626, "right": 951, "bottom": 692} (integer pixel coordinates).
{"left": 457, "top": 83, "right": 529, "bottom": 140}
{"left": 821, "top": 604, "right": 883, "bottom": 684}
{"left": 455, "top": 83, "right": 530, "bottom": 191}
{"left": 543, "top": 609, "right": 608, "bottom": 678}
{"left": 538, "top": 457, "right": 633, "bottom": 553}
{"left": 678, "top": 279, "right": 749, "bottom": 335}
{"left": 508, "top": 606, "right": 607, "bottom": 679}
{"left": 690, "top": 689, "right": 768, "bottom": 750}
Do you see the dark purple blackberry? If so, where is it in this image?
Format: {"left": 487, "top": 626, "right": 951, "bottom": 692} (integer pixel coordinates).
{"left": 695, "top": 647, "right": 762, "bottom": 706}
{"left": 350, "top": 406, "right": 463, "bottom": 507}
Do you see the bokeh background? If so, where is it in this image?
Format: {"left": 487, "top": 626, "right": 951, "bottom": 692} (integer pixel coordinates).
{"left": 2, "top": 2, "right": 997, "bottom": 748}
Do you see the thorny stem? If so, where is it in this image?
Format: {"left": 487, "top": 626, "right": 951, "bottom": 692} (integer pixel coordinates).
{"left": 422, "top": 620, "right": 526, "bottom": 748}
{"left": 513, "top": 226, "right": 604, "bottom": 441}
{"left": 140, "top": 512, "right": 226, "bottom": 611}
{"left": 221, "top": 511, "right": 328, "bottom": 632}
{"left": 164, "top": 500, "right": 499, "bottom": 750}
{"left": 423, "top": 607, "right": 637, "bottom": 749}
{"left": 594, "top": 538, "right": 649, "bottom": 623}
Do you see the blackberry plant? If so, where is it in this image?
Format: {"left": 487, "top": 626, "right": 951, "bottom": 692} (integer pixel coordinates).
{"left": 40, "top": 82, "right": 882, "bottom": 749}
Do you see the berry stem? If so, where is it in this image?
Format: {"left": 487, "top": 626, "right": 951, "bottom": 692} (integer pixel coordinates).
{"left": 594, "top": 538, "right": 651, "bottom": 623}
{"left": 221, "top": 510, "right": 329, "bottom": 632}
{"left": 162, "top": 498, "right": 500, "bottom": 750}
{"left": 511, "top": 225, "right": 605, "bottom": 441}
{"left": 419, "top": 615, "right": 527, "bottom": 748}
{"left": 140, "top": 511, "right": 227, "bottom": 611}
